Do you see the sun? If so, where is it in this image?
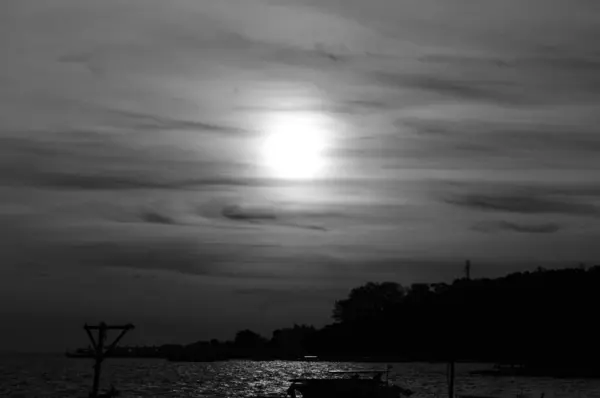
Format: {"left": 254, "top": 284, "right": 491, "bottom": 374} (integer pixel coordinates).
{"left": 261, "top": 114, "right": 328, "bottom": 180}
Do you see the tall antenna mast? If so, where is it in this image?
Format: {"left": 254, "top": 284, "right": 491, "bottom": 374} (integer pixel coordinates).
{"left": 464, "top": 260, "right": 471, "bottom": 280}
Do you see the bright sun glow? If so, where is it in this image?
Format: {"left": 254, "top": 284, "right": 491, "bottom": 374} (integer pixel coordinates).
{"left": 261, "top": 114, "right": 328, "bottom": 180}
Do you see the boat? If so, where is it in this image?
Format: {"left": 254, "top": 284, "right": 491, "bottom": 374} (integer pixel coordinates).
{"left": 65, "top": 348, "right": 94, "bottom": 358}
{"left": 93, "top": 386, "right": 120, "bottom": 398}
{"left": 285, "top": 368, "right": 413, "bottom": 398}
{"left": 300, "top": 355, "right": 319, "bottom": 361}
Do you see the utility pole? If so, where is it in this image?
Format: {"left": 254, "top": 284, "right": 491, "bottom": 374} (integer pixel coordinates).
{"left": 447, "top": 360, "right": 455, "bottom": 398}
{"left": 83, "top": 322, "right": 134, "bottom": 398}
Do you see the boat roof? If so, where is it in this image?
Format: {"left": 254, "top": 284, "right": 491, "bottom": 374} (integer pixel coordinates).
{"left": 328, "top": 370, "right": 387, "bottom": 374}
{"left": 290, "top": 378, "right": 382, "bottom": 383}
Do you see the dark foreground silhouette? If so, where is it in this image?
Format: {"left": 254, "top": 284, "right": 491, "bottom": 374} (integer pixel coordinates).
{"left": 67, "top": 264, "right": 600, "bottom": 377}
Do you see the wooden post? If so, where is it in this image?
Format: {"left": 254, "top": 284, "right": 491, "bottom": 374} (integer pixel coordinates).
{"left": 447, "top": 360, "right": 455, "bottom": 398}
{"left": 91, "top": 323, "right": 106, "bottom": 397}
{"left": 83, "top": 322, "right": 134, "bottom": 398}
{"left": 386, "top": 364, "right": 391, "bottom": 385}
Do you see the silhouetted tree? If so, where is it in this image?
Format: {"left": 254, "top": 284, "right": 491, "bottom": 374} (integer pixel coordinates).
{"left": 232, "top": 329, "right": 268, "bottom": 358}
{"left": 270, "top": 324, "right": 316, "bottom": 359}
{"left": 121, "top": 264, "right": 600, "bottom": 371}
{"left": 332, "top": 282, "right": 405, "bottom": 324}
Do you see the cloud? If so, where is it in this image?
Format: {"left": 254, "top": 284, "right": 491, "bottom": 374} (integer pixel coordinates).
{"left": 419, "top": 54, "right": 513, "bottom": 68}
{"left": 1, "top": 165, "right": 257, "bottom": 191}
{"left": 472, "top": 220, "right": 562, "bottom": 234}
{"left": 441, "top": 180, "right": 600, "bottom": 199}
{"left": 66, "top": 236, "right": 370, "bottom": 281}
{"left": 237, "top": 98, "right": 391, "bottom": 116}
{"left": 221, "top": 204, "right": 328, "bottom": 231}
{"left": 371, "top": 72, "right": 524, "bottom": 104}
{"left": 0, "top": 195, "right": 350, "bottom": 281}
{"left": 234, "top": 286, "right": 341, "bottom": 300}
{"left": 420, "top": 51, "right": 600, "bottom": 78}
{"left": 403, "top": 118, "right": 600, "bottom": 153}
{"left": 58, "top": 52, "right": 105, "bottom": 76}
{"left": 402, "top": 46, "right": 600, "bottom": 106}
{"left": 391, "top": 118, "right": 600, "bottom": 172}
{"left": 103, "top": 109, "right": 250, "bottom": 135}
{"left": 540, "top": 183, "right": 600, "bottom": 198}
{"left": 236, "top": 104, "right": 348, "bottom": 116}
{"left": 232, "top": 286, "right": 345, "bottom": 314}
{"left": 445, "top": 193, "right": 599, "bottom": 216}
{"left": 138, "top": 209, "right": 177, "bottom": 225}
{"left": 45, "top": 238, "right": 313, "bottom": 280}
{"left": 222, "top": 204, "right": 278, "bottom": 221}
{"left": 0, "top": 132, "right": 262, "bottom": 191}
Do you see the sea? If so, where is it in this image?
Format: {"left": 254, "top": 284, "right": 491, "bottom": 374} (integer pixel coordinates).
{"left": 1, "top": 355, "right": 599, "bottom": 398}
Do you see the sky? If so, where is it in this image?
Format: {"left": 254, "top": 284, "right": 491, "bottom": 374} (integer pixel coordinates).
{"left": 1, "top": 0, "right": 599, "bottom": 351}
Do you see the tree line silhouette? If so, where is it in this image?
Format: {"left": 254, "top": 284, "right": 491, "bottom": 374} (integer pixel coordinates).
{"left": 82, "top": 265, "right": 600, "bottom": 371}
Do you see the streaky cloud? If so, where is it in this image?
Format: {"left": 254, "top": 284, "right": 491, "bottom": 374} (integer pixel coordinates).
{"left": 236, "top": 97, "right": 392, "bottom": 116}
{"left": 221, "top": 204, "right": 328, "bottom": 231}
{"left": 138, "top": 209, "right": 177, "bottom": 225}
{"left": 371, "top": 71, "right": 526, "bottom": 104}
{"left": 473, "top": 220, "right": 562, "bottom": 234}
{"left": 445, "top": 193, "right": 599, "bottom": 216}
{"left": 1, "top": 169, "right": 261, "bottom": 191}
{"left": 61, "top": 239, "right": 290, "bottom": 280}
{"left": 104, "top": 108, "right": 250, "bottom": 135}
{"left": 402, "top": 118, "right": 600, "bottom": 153}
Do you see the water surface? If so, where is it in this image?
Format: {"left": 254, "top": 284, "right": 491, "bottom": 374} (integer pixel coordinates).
{"left": 1, "top": 356, "right": 598, "bottom": 398}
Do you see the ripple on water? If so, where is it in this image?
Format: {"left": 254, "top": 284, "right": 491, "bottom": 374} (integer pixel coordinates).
{"left": 1, "top": 356, "right": 600, "bottom": 398}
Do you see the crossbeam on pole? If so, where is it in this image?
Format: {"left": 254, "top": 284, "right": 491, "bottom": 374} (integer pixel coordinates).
{"left": 82, "top": 322, "right": 135, "bottom": 398}
{"left": 85, "top": 324, "right": 135, "bottom": 330}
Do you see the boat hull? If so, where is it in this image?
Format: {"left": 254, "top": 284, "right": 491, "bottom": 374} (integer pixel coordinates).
{"left": 288, "top": 379, "right": 409, "bottom": 398}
